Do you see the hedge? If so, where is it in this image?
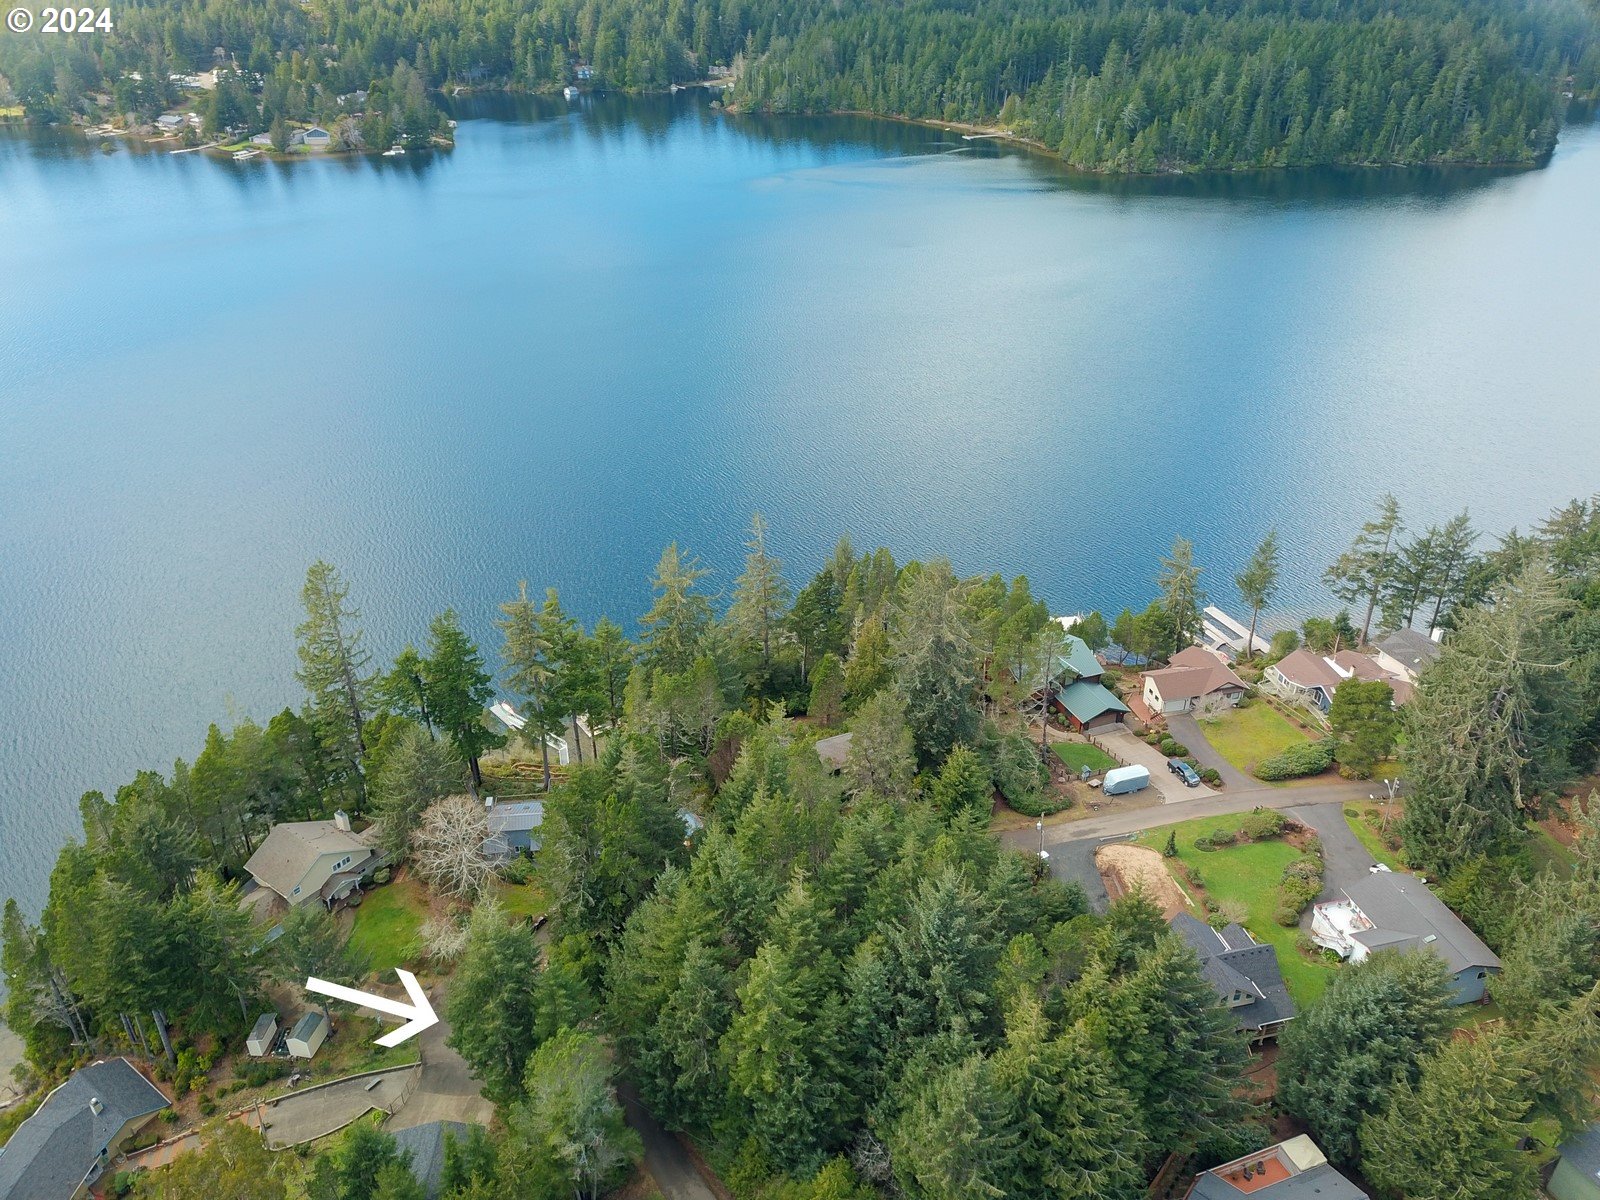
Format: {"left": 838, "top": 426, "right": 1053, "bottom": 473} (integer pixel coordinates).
{"left": 1254, "top": 738, "right": 1337, "bottom": 781}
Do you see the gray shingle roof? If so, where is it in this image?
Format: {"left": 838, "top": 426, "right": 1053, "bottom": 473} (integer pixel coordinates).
{"left": 1558, "top": 1125, "right": 1600, "bottom": 1186}
{"left": 243, "top": 820, "right": 374, "bottom": 900}
{"left": 1342, "top": 872, "right": 1501, "bottom": 975}
{"left": 815, "top": 733, "right": 853, "bottom": 771}
{"left": 391, "top": 1121, "right": 474, "bottom": 1198}
{"left": 1374, "top": 628, "right": 1442, "bottom": 672}
{"left": 1171, "top": 914, "right": 1298, "bottom": 1033}
{"left": 0, "top": 1058, "right": 169, "bottom": 1200}
{"left": 1189, "top": 1161, "right": 1368, "bottom": 1200}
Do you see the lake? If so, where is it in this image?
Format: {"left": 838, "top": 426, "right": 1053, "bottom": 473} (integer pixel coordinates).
{"left": 2, "top": 93, "right": 1597, "bottom": 917}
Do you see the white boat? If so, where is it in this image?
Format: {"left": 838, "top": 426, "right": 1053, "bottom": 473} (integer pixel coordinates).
{"left": 232, "top": 148, "right": 261, "bottom": 160}
{"left": 383, "top": 145, "right": 405, "bottom": 156}
{"left": 563, "top": 86, "right": 579, "bottom": 100}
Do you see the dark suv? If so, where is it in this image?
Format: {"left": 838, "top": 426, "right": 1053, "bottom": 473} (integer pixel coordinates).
{"left": 1168, "top": 757, "right": 1201, "bottom": 787}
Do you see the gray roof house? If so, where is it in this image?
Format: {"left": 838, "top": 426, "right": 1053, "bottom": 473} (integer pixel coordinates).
{"left": 1550, "top": 1124, "right": 1600, "bottom": 1200}
{"left": 1371, "top": 627, "right": 1443, "bottom": 682}
{"left": 815, "top": 732, "right": 852, "bottom": 773}
{"left": 0, "top": 1058, "right": 170, "bottom": 1200}
{"left": 1187, "top": 1135, "right": 1366, "bottom": 1199}
{"left": 243, "top": 814, "right": 379, "bottom": 907}
{"left": 391, "top": 1121, "right": 474, "bottom": 1198}
{"left": 484, "top": 799, "right": 544, "bottom": 858}
{"left": 1171, "top": 914, "right": 1297, "bottom": 1039}
{"left": 1310, "top": 869, "right": 1501, "bottom": 1004}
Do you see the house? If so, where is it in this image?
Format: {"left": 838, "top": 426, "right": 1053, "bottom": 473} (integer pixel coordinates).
{"left": 302, "top": 126, "right": 331, "bottom": 148}
{"left": 155, "top": 114, "right": 184, "bottom": 132}
{"left": 1371, "top": 627, "right": 1443, "bottom": 682}
{"left": 815, "top": 732, "right": 852, "bottom": 773}
{"left": 1550, "top": 1125, "right": 1600, "bottom": 1200}
{"left": 285, "top": 1011, "right": 329, "bottom": 1059}
{"left": 1040, "top": 633, "right": 1129, "bottom": 731}
{"left": 243, "top": 813, "right": 380, "bottom": 908}
{"left": 1170, "top": 914, "right": 1297, "bottom": 1040}
{"left": 249, "top": 131, "right": 273, "bottom": 146}
{"left": 0, "top": 1058, "right": 170, "bottom": 1200}
{"left": 483, "top": 798, "right": 544, "bottom": 858}
{"left": 1310, "top": 869, "right": 1502, "bottom": 1004}
{"left": 1141, "top": 646, "right": 1248, "bottom": 716}
{"left": 391, "top": 1121, "right": 475, "bottom": 1198}
{"left": 1186, "top": 1135, "right": 1366, "bottom": 1200}
{"left": 1267, "top": 648, "right": 1413, "bottom": 713}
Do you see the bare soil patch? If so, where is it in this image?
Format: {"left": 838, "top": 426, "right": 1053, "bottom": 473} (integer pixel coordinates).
{"left": 1095, "top": 844, "right": 1191, "bottom": 917}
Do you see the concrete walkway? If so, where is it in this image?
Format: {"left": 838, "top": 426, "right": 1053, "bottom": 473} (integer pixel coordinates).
{"left": 259, "top": 1065, "right": 419, "bottom": 1148}
{"left": 1166, "top": 712, "right": 1254, "bottom": 791}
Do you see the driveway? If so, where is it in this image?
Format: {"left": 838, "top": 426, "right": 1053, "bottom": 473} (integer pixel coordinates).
{"left": 259, "top": 1065, "right": 420, "bottom": 1148}
{"left": 388, "top": 986, "right": 495, "bottom": 1131}
{"left": 619, "top": 1084, "right": 723, "bottom": 1200}
{"left": 1097, "top": 727, "right": 1217, "bottom": 803}
{"left": 1166, "top": 712, "right": 1253, "bottom": 791}
{"left": 1287, "top": 804, "right": 1383, "bottom": 902}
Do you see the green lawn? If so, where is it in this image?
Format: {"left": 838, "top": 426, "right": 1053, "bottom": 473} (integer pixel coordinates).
{"left": 348, "top": 876, "right": 428, "bottom": 975}
{"left": 1345, "top": 807, "right": 1405, "bottom": 870}
{"left": 1197, "top": 702, "right": 1314, "bottom": 779}
{"left": 1139, "top": 814, "right": 1338, "bottom": 1006}
{"left": 1530, "top": 825, "right": 1577, "bottom": 878}
{"left": 1052, "top": 742, "right": 1119, "bottom": 773}
{"left": 493, "top": 877, "right": 550, "bottom": 922}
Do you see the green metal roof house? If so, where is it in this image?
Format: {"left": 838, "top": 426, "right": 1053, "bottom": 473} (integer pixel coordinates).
{"left": 1551, "top": 1127, "right": 1600, "bottom": 1200}
{"left": 1054, "top": 679, "right": 1131, "bottom": 731}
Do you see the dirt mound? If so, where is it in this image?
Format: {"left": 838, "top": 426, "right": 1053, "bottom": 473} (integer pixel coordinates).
{"left": 1095, "top": 844, "right": 1191, "bottom": 918}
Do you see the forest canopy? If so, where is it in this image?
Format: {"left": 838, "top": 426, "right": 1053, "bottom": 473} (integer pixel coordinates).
{"left": 1, "top": 0, "right": 1597, "bottom": 170}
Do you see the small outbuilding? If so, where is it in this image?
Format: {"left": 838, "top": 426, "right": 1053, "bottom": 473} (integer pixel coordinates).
{"left": 285, "top": 1011, "right": 329, "bottom": 1059}
{"left": 815, "top": 732, "right": 852, "bottom": 773}
{"left": 1550, "top": 1125, "right": 1600, "bottom": 1200}
{"left": 246, "top": 1012, "right": 279, "bottom": 1057}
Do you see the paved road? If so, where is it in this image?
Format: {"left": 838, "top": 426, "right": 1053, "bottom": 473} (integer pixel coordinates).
{"left": 1288, "top": 803, "right": 1383, "bottom": 901}
{"left": 1005, "top": 779, "right": 1375, "bottom": 910}
{"left": 1165, "top": 712, "right": 1254, "bottom": 791}
{"left": 259, "top": 1065, "right": 420, "bottom": 1148}
{"left": 619, "top": 1084, "right": 722, "bottom": 1200}
{"left": 388, "top": 994, "right": 495, "bottom": 1131}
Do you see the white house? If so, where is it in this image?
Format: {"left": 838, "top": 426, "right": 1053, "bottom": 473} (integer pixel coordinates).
{"left": 1141, "top": 646, "right": 1247, "bottom": 716}
{"left": 302, "top": 126, "right": 331, "bottom": 148}
{"left": 155, "top": 114, "right": 185, "bottom": 132}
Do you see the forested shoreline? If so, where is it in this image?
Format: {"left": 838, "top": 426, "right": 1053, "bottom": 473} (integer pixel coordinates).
{"left": 2, "top": 0, "right": 1598, "bottom": 170}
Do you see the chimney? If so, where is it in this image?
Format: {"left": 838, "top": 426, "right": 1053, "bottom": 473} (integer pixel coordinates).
{"left": 333, "top": 810, "right": 351, "bottom": 832}
{"left": 89, "top": 1096, "right": 104, "bottom": 1116}
{"left": 485, "top": 796, "right": 496, "bottom": 808}
{"left": 1429, "top": 626, "right": 1444, "bottom": 643}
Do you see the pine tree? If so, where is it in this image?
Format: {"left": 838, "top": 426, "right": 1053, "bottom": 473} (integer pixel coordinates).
{"left": 728, "top": 513, "right": 792, "bottom": 680}
{"left": 930, "top": 744, "right": 992, "bottom": 820}
{"left": 422, "top": 609, "right": 499, "bottom": 791}
{"left": 889, "top": 559, "right": 980, "bottom": 766}
{"left": 843, "top": 690, "right": 916, "bottom": 801}
{"left": 1324, "top": 494, "right": 1403, "bottom": 646}
{"left": 807, "top": 652, "right": 846, "bottom": 727}
{"left": 296, "top": 560, "right": 373, "bottom": 806}
{"left": 1234, "top": 529, "right": 1279, "bottom": 659}
{"left": 640, "top": 542, "right": 712, "bottom": 674}
{"left": 498, "top": 581, "right": 560, "bottom": 789}
{"left": 368, "top": 723, "right": 465, "bottom": 857}
{"left": 445, "top": 899, "right": 547, "bottom": 1102}
{"left": 1157, "top": 537, "right": 1207, "bottom": 654}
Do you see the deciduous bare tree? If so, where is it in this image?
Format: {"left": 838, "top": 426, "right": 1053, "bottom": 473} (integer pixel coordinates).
{"left": 412, "top": 794, "right": 496, "bottom": 901}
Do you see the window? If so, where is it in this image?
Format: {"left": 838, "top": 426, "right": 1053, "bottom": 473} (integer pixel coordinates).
{"left": 1476, "top": 970, "right": 1486, "bottom": 979}
{"left": 333, "top": 855, "right": 351, "bottom": 872}
{"left": 291, "top": 885, "right": 301, "bottom": 896}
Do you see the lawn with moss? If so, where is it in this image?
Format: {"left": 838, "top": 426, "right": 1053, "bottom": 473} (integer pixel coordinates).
{"left": 1138, "top": 814, "right": 1338, "bottom": 1006}
{"left": 1197, "top": 702, "right": 1314, "bottom": 779}
{"left": 493, "top": 877, "right": 550, "bottom": 922}
{"left": 1052, "top": 741, "right": 1119, "bottom": 773}
{"left": 348, "top": 876, "right": 428, "bottom": 975}
{"left": 1344, "top": 806, "right": 1405, "bottom": 870}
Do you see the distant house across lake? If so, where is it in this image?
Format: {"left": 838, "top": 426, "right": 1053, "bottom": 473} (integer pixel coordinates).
{"left": 302, "top": 126, "right": 331, "bottom": 148}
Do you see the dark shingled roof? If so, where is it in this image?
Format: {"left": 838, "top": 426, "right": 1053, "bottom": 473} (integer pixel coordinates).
{"left": 391, "top": 1121, "right": 474, "bottom": 1199}
{"left": 0, "top": 1058, "right": 169, "bottom": 1200}
{"left": 1373, "top": 627, "right": 1442, "bottom": 673}
{"left": 1558, "top": 1125, "right": 1600, "bottom": 1189}
{"left": 1341, "top": 871, "right": 1501, "bottom": 976}
{"left": 1171, "top": 914, "right": 1298, "bottom": 1034}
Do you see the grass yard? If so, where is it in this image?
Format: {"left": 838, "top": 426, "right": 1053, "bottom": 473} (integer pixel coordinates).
{"left": 493, "top": 877, "right": 550, "bottom": 922}
{"left": 1530, "top": 825, "right": 1577, "bottom": 878}
{"left": 1197, "top": 702, "right": 1314, "bottom": 780}
{"left": 1052, "top": 741, "right": 1119, "bottom": 774}
{"left": 347, "top": 875, "right": 428, "bottom": 975}
{"left": 1345, "top": 806, "right": 1405, "bottom": 870}
{"left": 1139, "top": 814, "right": 1338, "bottom": 1006}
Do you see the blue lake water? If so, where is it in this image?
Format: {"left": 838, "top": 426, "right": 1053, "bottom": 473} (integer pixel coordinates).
{"left": 2, "top": 93, "right": 1598, "bottom": 916}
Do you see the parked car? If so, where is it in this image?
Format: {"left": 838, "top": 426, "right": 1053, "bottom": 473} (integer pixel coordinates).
{"left": 1168, "top": 757, "right": 1201, "bottom": 787}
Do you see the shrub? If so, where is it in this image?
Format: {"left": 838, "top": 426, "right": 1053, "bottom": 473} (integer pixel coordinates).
{"left": 1344, "top": 806, "right": 1361, "bottom": 818}
{"left": 238, "top": 1060, "right": 292, "bottom": 1088}
{"left": 1239, "top": 809, "right": 1287, "bottom": 841}
{"left": 1274, "top": 903, "right": 1303, "bottom": 927}
{"left": 1209, "top": 828, "right": 1238, "bottom": 847}
{"left": 1199, "top": 766, "right": 1222, "bottom": 786}
{"left": 1253, "top": 739, "right": 1337, "bottom": 781}
{"left": 1203, "top": 898, "right": 1219, "bottom": 914}
{"left": 372, "top": 866, "right": 393, "bottom": 885}
{"left": 498, "top": 855, "right": 536, "bottom": 885}
{"left": 198, "top": 1095, "right": 217, "bottom": 1116}
{"left": 1193, "top": 835, "right": 1216, "bottom": 852}
{"left": 1187, "top": 867, "right": 1204, "bottom": 888}
{"left": 1170, "top": 743, "right": 1190, "bottom": 758}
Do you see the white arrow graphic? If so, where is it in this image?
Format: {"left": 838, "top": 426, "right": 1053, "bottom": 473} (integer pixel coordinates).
{"left": 305, "top": 969, "right": 439, "bottom": 1048}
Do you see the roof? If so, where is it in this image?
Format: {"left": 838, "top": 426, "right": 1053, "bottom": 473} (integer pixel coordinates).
{"left": 1272, "top": 649, "right": 1344, "bottom": 693}
{"left": 1055, "top": 634, "right": 1103, "bottom": 682}
{"left": 0, "top": 1058, "right": 169, "bottom": 1200}
{"left": 288, "top": 1011, "right": 327, "bottom": 1042}
{"left": 1373, "top": 628, "right": 1442, "bottom": 673}
{"left": 485, "top": 801, "right": 543, "bottom": 835}
{"left": 1171, "top": 915, "right": 1297, "bottom": 1033}
{"left": 1189, "top": 1136, "right": 1367, "bottom": 1200}
{"left": 1342, "top": 872, "right": 1501, "bottom": 975}
{"left": 391, "top": 1121, "right": 474, "bottom": 1198}
{"left": 1056, "top": 679, "right": 1130, "bottom": 724}
{"left": 1330, "top": 650, "right": 1414, "bottom": 704}
{"left": 1559, "top": 1125, "right": 1600, "bottom": 1187}
{"left": 244, "top": 820, "right": 373, "bottom": 900}
{"left": 248, "top": 1012, "right": 278, "bottom": 1043}
{"left": 1144, "top": 647, "right": 1248, "bottom": 701}
{"left": 815, "top": 732, "right": 853, "bottom": 770}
